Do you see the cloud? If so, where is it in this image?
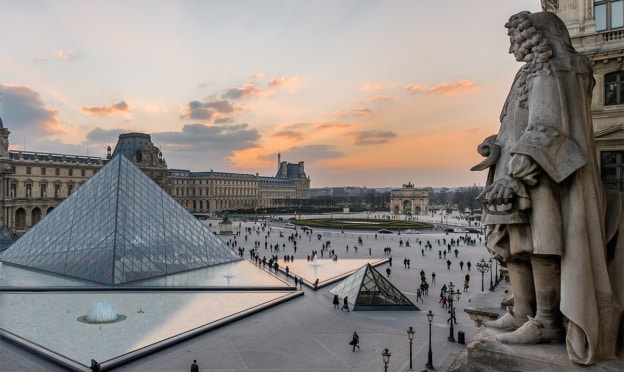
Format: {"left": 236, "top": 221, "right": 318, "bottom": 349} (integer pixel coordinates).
{"left": 316, "top": 122, "right": 351, "bottom": 130}
{"left": 258, "top": 145, "right": 343, "bottom": 162}
{"left": 267, "top": 77, "right": 300, "bottom": 93}
{"left": 53, "top": 49, "right": 81, "bottom": 61}
{"left": 85, "top": 127, "right": 128, "bottom": 144}
{"left": 250, "top": 72, "right": 265, "bottom": 79}
{"left": 351, "top": 130, "right": 397, "bottom": 145}
{"left": 361, "top": 82, "right": 398, "bottom": 92}
{"left": 222, "top": 76, "right": 300, "bottom": 100}
{"left": 333, "top": 108, "right": 373, "bottom": 118}
{"left": 404, "top": 80, "right": 478, "bottom": 96}
{"left": 153, "top": 123, "right": 260, "bottom": 153}
{"left": 82, "top": 101, "right": 130, "bottom": 116}
{"left": 0, "top": 84, "right": 65, "bottom": 135}
{"left": 180, "top": 99, "right": 248, "bottom": 121}
{"left": 369, "top": 95, "right": 394, "bottom": 102}
{"left": 271, "top": 130, "right": 304, "bottom": 141}
{"left": 222, "top": 84, "right": 270, "bottom": 100}
{"left": 403, "top": 84, "right": 427, "bottom": 94}
{"left": 427, "top": 80, "right": 477, "bottom": 95}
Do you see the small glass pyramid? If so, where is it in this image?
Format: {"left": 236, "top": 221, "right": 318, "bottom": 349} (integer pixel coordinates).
{"left": 0, "top": 154, "right": 240, "bottom": 285}
{"left": 329, "top": 263, "right": 418, "bottom": 311}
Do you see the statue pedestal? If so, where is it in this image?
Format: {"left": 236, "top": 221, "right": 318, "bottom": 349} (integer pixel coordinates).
{"left": 220, "top": 220, "right": 233, "bottom": 235}
{"left": 450, "top": 327, "right": 624, "bottom": 372}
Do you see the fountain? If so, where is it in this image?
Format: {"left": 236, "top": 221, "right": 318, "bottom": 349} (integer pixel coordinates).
{"left": 77, "top": 301, "right": 126, "bottom": 324}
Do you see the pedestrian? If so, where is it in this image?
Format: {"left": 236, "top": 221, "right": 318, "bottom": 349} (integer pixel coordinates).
{"left": 90, "top": 359, "right": 101, "bottom": 372}
{"left": 460, "top": 260, "right": 464, "bottom": 270}
{"left": 463, "top": 280, "right": 469, "bottom": 292}
{"left": 446, "top": 259, "right": 451, "bottom": 270}
{"left": 350, "top": 331, "right": 360, "bottom": 351}
{"left": 333, "top": 294, "right": 340, "bottom": 309}
{"left": 416, "top": 288, "right": 423, "bottom": 302}
{"left": 294, "top": 276, "right": 298, "bottom": 288}
{"left": 314, "top": 278, "right": 319, "bottom": 290}
{"left": 342, "top": 296, "right": 350, "bottom": 312}
{"left": 386, "top": 267, "right": 391, "bottom": 277}
{"left": 191, "top": 359, "right": 199, "bottom": 372}
{"left": 467, "top": 260, "right": 472, "bottom": 271}
{"left": 431, "top": 272, "right": 436, "bottom": 283}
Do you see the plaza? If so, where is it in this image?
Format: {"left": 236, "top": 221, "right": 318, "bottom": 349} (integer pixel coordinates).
{"left": 1, "top": 211, "right": 497, "bottom": 371}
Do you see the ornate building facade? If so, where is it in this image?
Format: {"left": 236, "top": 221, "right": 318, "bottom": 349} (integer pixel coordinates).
{"left": 389, "top": 182, "right": 429, "bottom": 216}
{"left": 0, "top": 119, "right": 310, "bottom": 234}
{"left": 553, "top": 0, "right": 624, "bottom": 190}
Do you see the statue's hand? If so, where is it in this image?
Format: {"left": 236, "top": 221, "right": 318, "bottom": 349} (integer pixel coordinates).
{"left": 508, "top": 154, "right": 540, "bottom": 186}
{"left": 477, "top": 177, "right": 530, "bottom": 214}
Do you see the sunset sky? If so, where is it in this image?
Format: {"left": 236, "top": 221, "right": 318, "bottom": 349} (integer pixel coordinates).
{"left": 0, "top": 0, "right": 541, "bottom": 188}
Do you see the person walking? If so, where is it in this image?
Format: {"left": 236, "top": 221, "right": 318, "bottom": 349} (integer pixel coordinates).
{"left": 341, "top": 296, "right": 350, "bottom": 312}
{"left": 350, "top": 331, "right": 360, "bottom": 351}
{"left": 416, "top": 288, "right": 423, "bottom": 302}
{"left": 191, "top": 360, "right": 199, "bottom": 372}
{"left": 333, "top": 294, "right": 340, "bottom": 309}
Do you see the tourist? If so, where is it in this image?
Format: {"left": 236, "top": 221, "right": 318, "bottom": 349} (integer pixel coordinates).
{"left": 386, "top": 267, "right": 391, "bottom": 277}
{"left": 333, "top": 294, "right": 340, "bottom": 309}
{"left": 431, "top": 272, "right": 436, "bottom": 283}
{"left": 341, "top": 296, "right": 350, "bottom": 312}
{"left": 190, "top": 359, "right": 199, "bottom": 372}
{"left": 90, "top": 359, "right": 101, "bottom": 372}
{"left": 350, "top": 331, "right": 360, "bottom": 351}
{"left": 416, "top": 288, "right": 423, "bottom": 302}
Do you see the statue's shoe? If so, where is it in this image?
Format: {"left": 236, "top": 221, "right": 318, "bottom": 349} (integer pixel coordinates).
{"left": 496, "top": 317, "right": 563, "bottom": 344}
{"left": 484, "top": 309, "right": 526, "bottom": 331}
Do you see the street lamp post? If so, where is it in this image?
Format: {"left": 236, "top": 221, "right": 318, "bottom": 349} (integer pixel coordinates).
{"left": 476, "top": 258, "right": 490, "bottom": 292}
{"left": 426, "top": 310, "right": 434, "bottom": 370}
{"left": 407, "top": 326, "right": 415, "bottom": 370}
{"left": 489, "top": 258, "right": 494, "bottom": 291}
{"left": 447, "top": 282, "right": 461, "bottom": 342}
{"left": 381, "top": 348, "right": 391, "bottom": 372}
{"left": 494, "top": 258, "right": 499, "bottom": 284}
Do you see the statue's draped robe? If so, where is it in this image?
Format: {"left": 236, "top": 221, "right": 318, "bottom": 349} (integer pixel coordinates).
{"left": 484, "top": 53, "right": 621, "bottom": 365}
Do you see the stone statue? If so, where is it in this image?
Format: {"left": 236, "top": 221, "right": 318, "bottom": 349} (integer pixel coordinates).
{"left": 472, "top": 11, "right": 622, "bottom": 365}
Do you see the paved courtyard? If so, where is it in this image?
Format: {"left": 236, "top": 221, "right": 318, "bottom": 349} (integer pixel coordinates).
{"left": 1, "top": 214, "right": 502, "bottom": 371}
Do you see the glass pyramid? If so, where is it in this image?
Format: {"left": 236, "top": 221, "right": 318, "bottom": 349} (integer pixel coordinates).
{"left": 0, "top": 226, "right": 15, "bottom": 250}
{"left": 0, "top": 154, "right": 241, "bottom": 285}
{"left": 329, "top": 264, "right": 418, "bottom": 311}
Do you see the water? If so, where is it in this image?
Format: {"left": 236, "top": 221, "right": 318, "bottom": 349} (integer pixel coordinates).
{"left": 85, "top": 301, "right": 119, "bottom": 323}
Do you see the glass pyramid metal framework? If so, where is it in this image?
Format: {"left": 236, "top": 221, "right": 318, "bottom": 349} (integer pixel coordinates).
{"left": 329, "top": 264, "right": 418, "bottom": 311}
{"left": 0, "top": 154, "right": 240, "bottom": 285}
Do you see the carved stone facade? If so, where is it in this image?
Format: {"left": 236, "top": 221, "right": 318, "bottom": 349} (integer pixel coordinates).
{"left": 554, "top": 0, "right": 624, "bottom": 190}
{"left": 0, "top": 125, "right": 310, "bottom": 234}
{"left": 389, "top": 182, "right": 429, "bottom": 216}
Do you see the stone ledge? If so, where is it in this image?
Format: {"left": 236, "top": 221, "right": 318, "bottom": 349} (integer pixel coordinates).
{"left": 450, "top": 326, "right": 624, "bottom": 372}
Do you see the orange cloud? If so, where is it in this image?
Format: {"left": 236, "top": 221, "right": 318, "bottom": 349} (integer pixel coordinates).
{"left": 369, "top": 95, "right": 394, "bottom": 102}
{"left": 351, "top": 130, "right": 396, "bottom": 145}
{"left": 82, "top": 101, "right": 130, "bottom": 116}
{"left": 361, "top": 82, "right": 398, "bottom": 92}
{"left": 250, "top": 72, "right": 265, "bottom": 79}
{"left": 403, "top": 84, "right": 427, "bottom": 94}
{"left": 351, "top": 107, "right": 374, "bottom": 117}
{"left": 316, "top": 122, "right": 351, "bottom": 130}
{"left": 428, "top": 80, "right": 477, "bottom": 95}
{"left": 268, "top": 77, "right": 300, "bottom": 93}
{"left": 271, "top": 130, "right": 304, "bottom": 141}
{"left": 404, "top": 80, "right": 478, "bottom": 96}
{"left": 53, "top": 49, "right": 81, "bottom": 61}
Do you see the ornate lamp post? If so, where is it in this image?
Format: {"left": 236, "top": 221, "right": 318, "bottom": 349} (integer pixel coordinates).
{"left": 447, "top": 282, "right": 461, "bottom": 342}
{"left": 494, "top": 258, "right": 499, "bottom": 284}
{"left": 407, "top": 326, "right": 415, "bottom": 370}
{"left": 426, "top": 310, "right": 434, "bottom": 370}
{"left": 476, "top": 258, "right": 490, "bottom": 292}
{"left": 489, "top": 258, "right": 494, "bottom": 291}
{"left": 381, "top": 347, "right": 391, "bottom": 372}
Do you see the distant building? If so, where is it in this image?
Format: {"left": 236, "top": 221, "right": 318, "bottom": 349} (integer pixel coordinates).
{"left": 554, "top": 1, "right": 624, "bottom": 190}
{"left": 0, "top": 117, "right": 310, "bottom": 234}
{"left": 389, "top": 182, "right": 429, "bottom": 216}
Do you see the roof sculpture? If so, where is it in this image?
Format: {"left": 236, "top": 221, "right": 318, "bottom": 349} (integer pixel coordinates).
{"left": 329, "top": 263, "right": 418, "bottom": 311}
{"left": 0, "top": 154, "right": 240, "bottom": 285}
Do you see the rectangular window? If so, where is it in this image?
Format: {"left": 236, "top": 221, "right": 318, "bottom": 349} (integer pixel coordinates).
{"left": 595, "top": 0, "right": 624, "bottom": 31}
{"left": 605, "top": 71, "right": 624, "bottom": 105}
{"left": 601, "top": 151, "right": 624, "bottom": 191}
{"left": 68, "top": 184, "right": 74, "bottom": 194}
{"left": 26, "top": 167, "right": 31, "bottom": 175}
{"left": 614, "top": 1, "right": 624, "bottom": 28}
{"left": 55, "top": 168, "right": 60, "bottom": 176}
{"left": 41, "top": 167, "right": 46, "bottom": 176}
{"left": 69, "top": 169, "right": 73, "bottom": 176}
{"left": 81, "top": 169, "right": 86, "bottom": 177}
